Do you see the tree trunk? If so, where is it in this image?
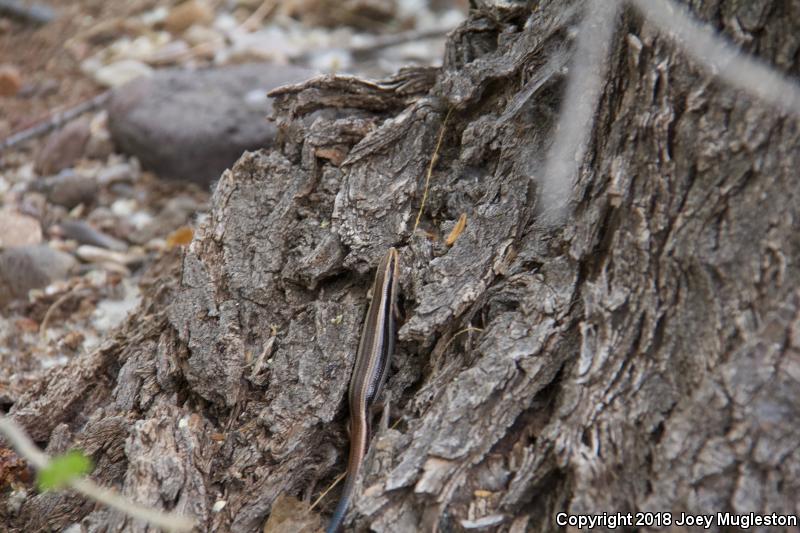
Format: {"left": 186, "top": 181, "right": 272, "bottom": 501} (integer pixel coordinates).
{"left": 5, "top": 0, "right": 800, "bottom": 531}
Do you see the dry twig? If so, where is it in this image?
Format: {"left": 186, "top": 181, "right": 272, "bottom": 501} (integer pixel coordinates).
{"left": 0, "top": 417, "right": 196, "bottom": 532}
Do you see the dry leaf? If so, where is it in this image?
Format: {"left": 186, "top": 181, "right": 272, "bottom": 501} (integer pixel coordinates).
{"left": 166, "top": 226, "right": 194, "bottom": 248}
{"left": 263, "top": 494, "right": 323, "bottom": 533}
{"left": 445, "top": 213, "right": 467, "bottom": 246}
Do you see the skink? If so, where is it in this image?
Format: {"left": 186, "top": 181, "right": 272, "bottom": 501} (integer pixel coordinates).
{"left": 327, "top": 247, "right": 400, "bottom": 533}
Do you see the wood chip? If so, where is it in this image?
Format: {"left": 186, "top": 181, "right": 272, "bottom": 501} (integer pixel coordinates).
{"left": 445, "top": 212, "right": 467, "bottom": 246}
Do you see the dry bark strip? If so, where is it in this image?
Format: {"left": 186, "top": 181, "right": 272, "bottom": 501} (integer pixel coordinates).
{"left": 4, "top": 0, "right": 800, "bottom": 531}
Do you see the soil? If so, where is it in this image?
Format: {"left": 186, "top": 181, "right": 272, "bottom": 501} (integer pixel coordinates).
{"left": 0, "top": 0, "right": 157, "bottom": 139}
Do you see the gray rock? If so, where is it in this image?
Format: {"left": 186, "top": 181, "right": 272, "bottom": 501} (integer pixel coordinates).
{"left": 0, "top": 209, "right": 42, "bottom": 247}
{"left": 57, "top": 219, "right": 128, "bottom": 251}
{"left": 33, "top": 169, "right": 98, "bottom": 209}
{"left": 107, "top": 63, "right": 315, "bottom": 185}
{"left": 0, "top": 245, "right": 76, "bottom": 306}
{"left": 34, "top": 117, "right": 91, "bottom": 175}
{"left": 96, "top": 161, "right": 138, "bottom": 185}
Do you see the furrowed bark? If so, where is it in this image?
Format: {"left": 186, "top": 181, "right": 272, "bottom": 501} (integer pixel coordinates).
{"left": 3, "top": 1, "right": 799, "bottom": 531}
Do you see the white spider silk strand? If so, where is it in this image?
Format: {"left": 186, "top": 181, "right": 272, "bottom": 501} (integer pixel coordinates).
{"left": 538, "top": 0, "right": 621, "bottom": 223}
{"left": 631, "top": 0, "right": 800, "bottom": 116}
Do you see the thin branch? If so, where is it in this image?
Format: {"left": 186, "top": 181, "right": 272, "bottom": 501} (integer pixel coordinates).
{"left": 70, "top": 477, "right": 196, "bottom": 532}
{"left": 440, "top": 326, "right": 484, "bottom": 354}
{"left": 308, "top": 471, "right": 347, "bottom": 512}
{"left": 40, "top": 290, "right": 83, "bottom": 339}
{"left": 240, "top": 0, "right": 279, "bottom": 31}
{"left": 0, "top": 417, "right": 197, "bottom": 532}
{"left": 630, "top": 0, "right": 800, "bottom": 116}
{"left": 0, "top": 91, "right": 111, "bottom": 152}
{"left": 413, "top": 107, "right": 453, "bottom": 234}
{"left": 0, "top": 418, "right": 48, "bottom": 469}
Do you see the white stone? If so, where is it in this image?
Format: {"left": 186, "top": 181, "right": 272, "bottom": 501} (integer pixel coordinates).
{"left": 93, "top": 60, "right": 153, "bottom": 88}
{"left": 212, "top": 500, "right": 227, "bottom": 512}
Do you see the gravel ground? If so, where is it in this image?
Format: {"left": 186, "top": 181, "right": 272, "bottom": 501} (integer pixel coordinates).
{"left": 0, "top": 0, "right": 465, "bottom": 410}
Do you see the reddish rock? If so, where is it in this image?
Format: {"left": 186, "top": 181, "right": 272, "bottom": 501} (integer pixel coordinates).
{"left": 165, "top": 0, "right": 213, "bottom": 34}
{"left": 34, "top": 117, "right": 92, "bottom": 175}
{"left": 0, "top": 210, "right": 42, "bottom": 247}
{"left": 0, "top": 65, "right": 22, "bottom": 97}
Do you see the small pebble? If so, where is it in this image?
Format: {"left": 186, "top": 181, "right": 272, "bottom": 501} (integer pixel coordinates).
{"left": 15, "top": 317, "right": 39, "bottom": 333}
{"left": 6, "top": 490, "right": 29, "bottom": 516}
{"left": 86, "top": 112, "right": 115, "bottom": 160}
{"left": 309, "top": 49, "right": 353, "bottom": 73}
{"left": 147, "top": 40, "right": 191, "bottom": 65}
{"left": 76, "top": 261, "right": 131, "bottom": 277}
{"left": 97, "top": 162, "right": 137, "bottom": 185}
{"left": 91, "top": 280, "right": 141, "bottom": 331}
{"left": 129, "top": 196, "right": 199, "bottom": 243}
{"left": 129, "top": 211, "right": 154, "bottom": 231}
{"left": 0, "top": 210, "right": 42, "bottom": 247}
{"left": 59, "top": 330, "right": 85, "bottom": 351}
{"left": 3, "top": 161, "right": 34, "bottom": 186}
{"left": 0, "top": 245, "right": 77, "bottom": 306}
{"left": 108, "top": 33, "right": 170, "bottom": 63}
{"left": 58, "top": 220, "right": 128, "bottom": 252}
{"left": 145, "top": 238, "right": 167, "bottom": 251}
{"left": 212, "top": 500, "right": 226, "bottom": 512}
{"left": 110, "top": 198, "right": 137, "bottom": 217}
{"left": 35, "top": 117, "right": 91, "bottom": 175}
{"left": 0, "top": 64, "right": 22, "bottom": 97}
{"left": 108, "top": 182, "right": 137, "bottom": 198}
{"left": 183, "top": 24, "right": 224, "bottom": 47}
{"left": 227, "top": 27, "right": 298, "bottom": 63}
{"left": 140, "top": 6, "right": 169, "bottom": 27}
{"left": 85, "top": 129, "right": 115, "bottom": 161}
{"left": 165, "top": 0, "right": 214, "bottom": 34}
{"left": 76, "top": 244, "right": 144, "bottom": 266}
{"left": 35, "top": 169, "right": 98, "bottom": 209}
{"left": 93, "top": 59, "right": 153, "bottom": 88}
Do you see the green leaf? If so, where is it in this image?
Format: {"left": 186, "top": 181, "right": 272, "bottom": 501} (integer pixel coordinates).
{"left": 37, "top": 450, "right": 93, "bottom": 491}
